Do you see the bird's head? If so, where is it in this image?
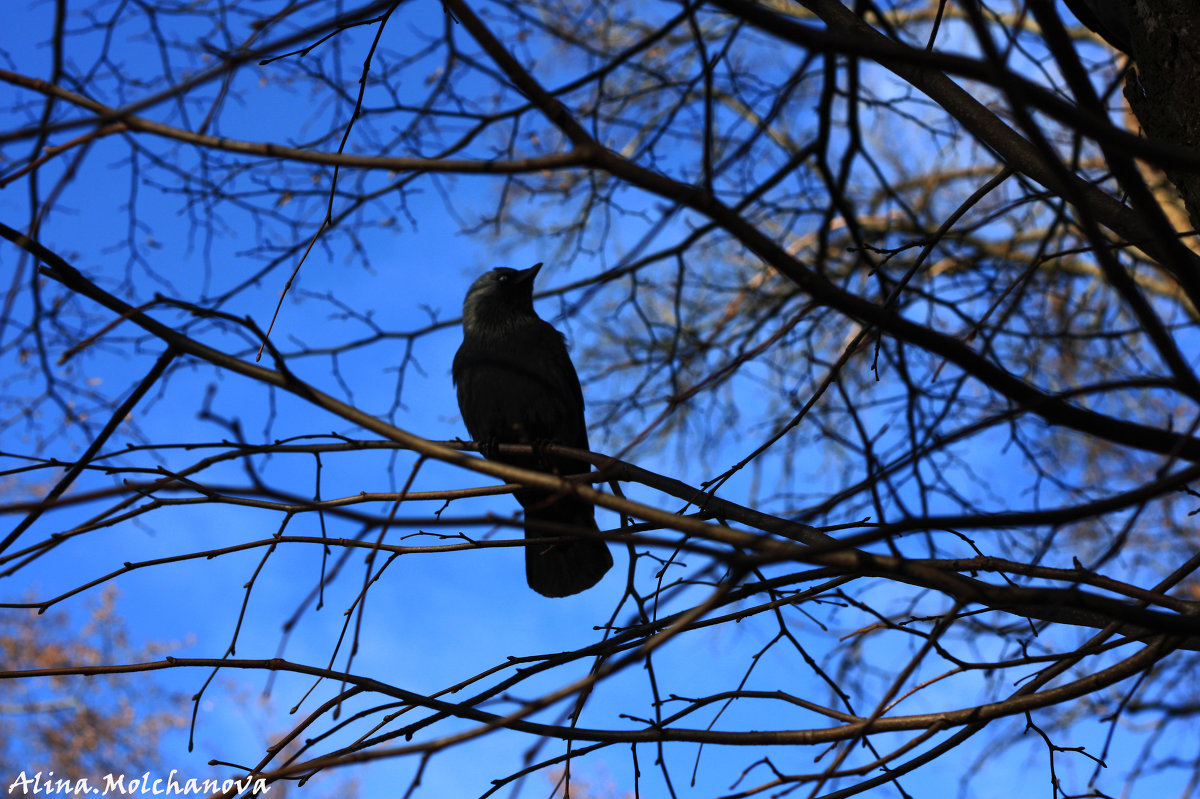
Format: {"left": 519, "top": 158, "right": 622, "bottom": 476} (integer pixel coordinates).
{"left": 462, "top": 263, "right": 543, "bottom": 335}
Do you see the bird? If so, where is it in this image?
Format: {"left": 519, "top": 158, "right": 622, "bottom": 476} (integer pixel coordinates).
{"left": 452, "top": 263, "right": 613, "bottom": 597}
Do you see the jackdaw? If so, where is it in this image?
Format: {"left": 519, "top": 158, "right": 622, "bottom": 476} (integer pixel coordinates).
{"left": 452, "top": 263, "right": 613, "bottom": 597}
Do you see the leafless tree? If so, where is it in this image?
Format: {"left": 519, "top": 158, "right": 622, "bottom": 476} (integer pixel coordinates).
{"left": 2, "top": 1, "right": 1200, "bottom": 797}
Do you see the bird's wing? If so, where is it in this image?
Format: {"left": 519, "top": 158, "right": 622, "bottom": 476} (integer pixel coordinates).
{"left": 525, "top": 322, "right": 589, "bottom": 451}
{"left": 453, "top": 327, "right": 588, "bottom": 451}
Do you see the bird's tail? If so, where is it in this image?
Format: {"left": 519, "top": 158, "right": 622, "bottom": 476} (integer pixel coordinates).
{"left": 520, "top": 493, "right": 613, "bottom": 597}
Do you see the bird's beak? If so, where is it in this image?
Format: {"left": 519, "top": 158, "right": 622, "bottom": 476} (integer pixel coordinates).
{"left": 515, "top": 262, "right": 543, "bottom": 285}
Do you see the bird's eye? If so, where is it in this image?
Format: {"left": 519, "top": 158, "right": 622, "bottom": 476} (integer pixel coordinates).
{"left": 497, "top": 273, "right": 509, "bottom": 282}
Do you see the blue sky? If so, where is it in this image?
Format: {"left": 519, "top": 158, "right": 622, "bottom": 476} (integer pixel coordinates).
{"left": 1, "top": 1, "right": 1189, "bottom": 797}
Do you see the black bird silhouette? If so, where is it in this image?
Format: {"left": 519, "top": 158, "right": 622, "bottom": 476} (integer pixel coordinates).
{"left": 452, "top": 263, "right": 613, "bottom": 596}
